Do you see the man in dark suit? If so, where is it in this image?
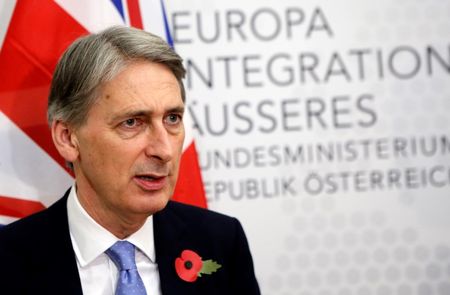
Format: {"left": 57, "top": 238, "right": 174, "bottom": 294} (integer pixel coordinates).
{"left": 0, "top": 26, "right": 260, "bottom": 295}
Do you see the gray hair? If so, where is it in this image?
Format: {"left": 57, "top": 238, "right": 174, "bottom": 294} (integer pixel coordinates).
{"left": 47, "top": 26, "right": 186, "bottom": 127}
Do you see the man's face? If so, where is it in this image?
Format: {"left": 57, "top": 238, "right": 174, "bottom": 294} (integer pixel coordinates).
{"left": 72, "top": 61, "right": 185, "bottom": 223}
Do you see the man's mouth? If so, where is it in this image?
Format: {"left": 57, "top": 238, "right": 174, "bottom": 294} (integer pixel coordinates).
{"left": 137, "top": 175, "right": 157, "bottom": 181}
{"left": 134, "top": 174, "right": 167, "bottom": 191}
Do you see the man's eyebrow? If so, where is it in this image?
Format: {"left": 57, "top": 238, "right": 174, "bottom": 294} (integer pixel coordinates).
{"left": 110, "top": 110, "right": 150, "bottom": 122}
{"left": 109, "top": 106, "right": 185, "bottom": 122}
{"left": 167, "top": 106, "right": 185, "bottom": 114}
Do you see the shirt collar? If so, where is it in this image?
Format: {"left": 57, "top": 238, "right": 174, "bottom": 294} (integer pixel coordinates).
{"left": 67, "top": 185, "right": 156, "bottom": 267}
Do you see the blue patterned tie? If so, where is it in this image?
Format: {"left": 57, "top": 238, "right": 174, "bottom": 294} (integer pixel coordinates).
{"left": 106, "top": 241, "right": 147, "bottom": 295}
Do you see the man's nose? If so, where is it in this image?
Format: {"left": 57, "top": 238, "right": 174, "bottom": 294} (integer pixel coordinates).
{"left": 144, "top": 125, "right": 173, "bottom": 162}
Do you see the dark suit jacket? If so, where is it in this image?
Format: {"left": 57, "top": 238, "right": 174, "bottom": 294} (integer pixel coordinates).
{"left": 0, "top": 190, "right": 260, "bottom": 294}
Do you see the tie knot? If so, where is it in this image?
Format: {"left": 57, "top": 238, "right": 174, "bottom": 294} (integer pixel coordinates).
{"left": 106, "top": 241, "right": 137, "bottom": 271}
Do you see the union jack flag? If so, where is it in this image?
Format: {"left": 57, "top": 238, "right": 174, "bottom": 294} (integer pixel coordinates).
{"left": 0, "top": 0, "right": 206, "bottom": 225}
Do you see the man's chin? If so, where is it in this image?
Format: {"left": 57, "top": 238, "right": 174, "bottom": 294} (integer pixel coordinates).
{"left": 134, "top": 194, "right": 170, "bottom": 215}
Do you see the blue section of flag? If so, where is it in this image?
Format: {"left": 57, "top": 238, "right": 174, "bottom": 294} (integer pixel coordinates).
{"left": 160, "top": 0, "right": 173, "bottom": 47}
{"left": 111, "top": 0, "right": 125, "bottom": 20}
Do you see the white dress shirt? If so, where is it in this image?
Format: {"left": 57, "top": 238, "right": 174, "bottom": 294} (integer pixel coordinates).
{"left": 67, "top": 185, "right": 162, "bottom": 295}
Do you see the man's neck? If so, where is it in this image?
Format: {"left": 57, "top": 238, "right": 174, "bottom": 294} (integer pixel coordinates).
{"left": 75, "top": 185, "right": 147, "bottom": 239}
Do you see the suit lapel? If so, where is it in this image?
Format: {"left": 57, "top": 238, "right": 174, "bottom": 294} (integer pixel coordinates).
{"left": 154, "top": 202, "right": 200, "bottom": 295}
{"left": 33, "top": 191, "right": 83, "bottom": 294}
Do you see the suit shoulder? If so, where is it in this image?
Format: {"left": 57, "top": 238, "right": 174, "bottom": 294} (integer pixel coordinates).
{"left": 165, "top": 201, "right": 238, "bottom": 225}
{"left": 157, "top": 201, "right": 249, "bottom": 254}
{"left": 0, "top": 196, "right": 66, "bottom": 243}
{"left": 0, "top": 208, "right": 49, "bottom": 244}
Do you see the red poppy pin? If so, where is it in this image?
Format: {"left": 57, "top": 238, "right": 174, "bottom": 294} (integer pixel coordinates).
{"left": 175, "top": 249, "right": 222, "bottom": 282}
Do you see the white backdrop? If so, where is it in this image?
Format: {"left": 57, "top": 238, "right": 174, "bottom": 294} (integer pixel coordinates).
{"left": 165, "top": 0, "right": 450, "bottom": 294}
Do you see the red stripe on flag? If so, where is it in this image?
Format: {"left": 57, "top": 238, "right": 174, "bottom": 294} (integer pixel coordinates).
{"left": 126, "top": 0, "right": 144, "bottom": 29}
{"left": 0, "top": 0, "right": 88, "bottom": 172}
{"left": 0, "top": 196, "right": 45, "bottom": 219}
{"left": 172, "top": 142, "right": 208, "bottom": 208}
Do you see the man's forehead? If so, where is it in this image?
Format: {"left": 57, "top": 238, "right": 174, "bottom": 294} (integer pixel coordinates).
{"left": 84, "top": 61, "right": 182, "bottom": 116}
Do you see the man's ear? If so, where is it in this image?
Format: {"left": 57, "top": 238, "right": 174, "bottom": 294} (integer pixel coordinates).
{"left": 51, "top": 120, "right": 79, "bottom": 163}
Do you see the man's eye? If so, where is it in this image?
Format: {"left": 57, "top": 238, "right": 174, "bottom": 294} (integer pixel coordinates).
{"left": 122, "top": 118, "right": 139, "bottom": 128}
{"left": 165, "top": 114, "right": 182, "bottom": 125}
